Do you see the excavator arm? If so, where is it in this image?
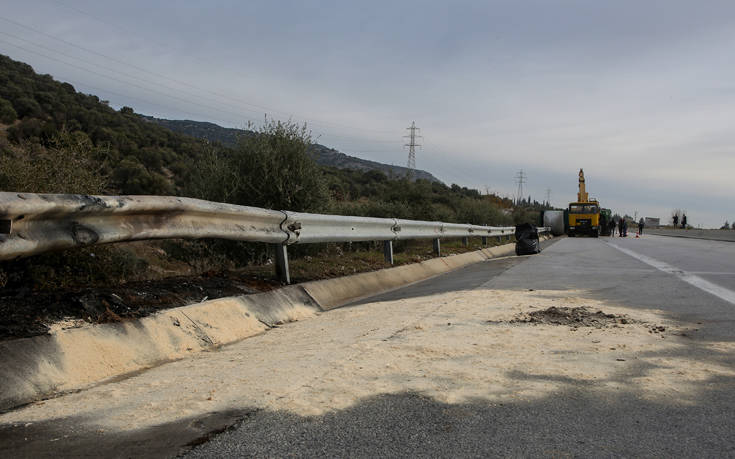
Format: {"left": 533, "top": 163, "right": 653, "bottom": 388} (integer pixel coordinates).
{"left": 578, "top": 168, "right": 588, "bottom": 203}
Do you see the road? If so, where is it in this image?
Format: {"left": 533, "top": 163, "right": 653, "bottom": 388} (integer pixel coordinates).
{"left": 2, "top": 235, "right": 735, "bottom": 457}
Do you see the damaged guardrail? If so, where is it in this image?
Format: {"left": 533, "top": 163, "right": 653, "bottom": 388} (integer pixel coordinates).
{"left": 0, "top": 193, "right": 288, "bottom": 260}
{"left": 0, "top": 192, "right": 548, "bottom": 283}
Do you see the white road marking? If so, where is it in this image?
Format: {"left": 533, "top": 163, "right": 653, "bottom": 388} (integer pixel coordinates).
{"left": 606, "top": 242, "right": 735, "bottom": 306}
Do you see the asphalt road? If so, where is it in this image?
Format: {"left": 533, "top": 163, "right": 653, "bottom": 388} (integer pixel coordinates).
{"left": 187, "top": 234, "right": 735, "bottom": 458}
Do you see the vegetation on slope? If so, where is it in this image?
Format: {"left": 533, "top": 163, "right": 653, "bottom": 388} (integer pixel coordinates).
{"left": 146, "top": 116, "right": 442, "bottom": 183}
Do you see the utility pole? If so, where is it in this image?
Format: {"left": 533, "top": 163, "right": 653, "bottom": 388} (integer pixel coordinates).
{"left": 545, "top": 188, "right": 551, "bottom": 207}
{"left": 403, "top": 121, "right": 422, "bottom": 175}
{"left": 514, "top": 170, "right": 526, "bottom": 205}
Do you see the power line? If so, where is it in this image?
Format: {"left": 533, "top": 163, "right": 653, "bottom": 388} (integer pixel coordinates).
{"left": 0, "top": 29, "right": 329, "bottom": 129}
{"left": 0, "top": 38, "right": 403, "bottom": 150}
{"left": 0, "top": 38, "right": 264, "bottom": 125}
{"left": 403, "top": 121, "right": 422, "bottom": 173}
{"left": 0, "top": 13, "right": 398, "bottom": 137}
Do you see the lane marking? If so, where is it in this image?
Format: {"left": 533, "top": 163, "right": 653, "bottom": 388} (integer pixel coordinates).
{"left": 606, "top": 242, "right": 735, "bottom": 306}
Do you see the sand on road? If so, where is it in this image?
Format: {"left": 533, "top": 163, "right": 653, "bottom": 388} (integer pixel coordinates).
{"left": 2, "top": 286, "right": 729, "bottom": 432}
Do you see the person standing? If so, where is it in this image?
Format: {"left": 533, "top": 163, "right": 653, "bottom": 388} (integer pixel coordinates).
{"left": 618, "top": 217, "right": 625, "bottom": 237}
{"left": 638, "top": 218, "right": 645, "bottom": 235}
{"left": 623, "top": 218, "right": 628, "bottom": 237}
{"left": 682, "top": 214, "right": 687, "bottom": 229}
{"left": 609, "top": 218, "right": 616, "bottom": 237}
{"left": 673, "top": 214, "right": 679, "bottom": 228}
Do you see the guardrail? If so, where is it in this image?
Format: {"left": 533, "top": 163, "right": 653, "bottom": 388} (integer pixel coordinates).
{"left": 0, "top": 192, "right": 548, "bottom": 283}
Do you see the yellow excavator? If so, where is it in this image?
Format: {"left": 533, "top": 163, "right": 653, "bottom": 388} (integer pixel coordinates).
{"left": 567, "top": 169, "right": 601, "bottom": 237}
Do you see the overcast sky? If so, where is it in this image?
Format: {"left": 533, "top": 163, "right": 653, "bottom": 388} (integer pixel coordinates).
{"left": 2, "top": 0, "right": 734, "bottom": 227}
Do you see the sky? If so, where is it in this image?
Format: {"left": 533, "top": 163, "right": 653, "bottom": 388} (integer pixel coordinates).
{"left": 2, "top": 0, "right": 734, "bottom": 227}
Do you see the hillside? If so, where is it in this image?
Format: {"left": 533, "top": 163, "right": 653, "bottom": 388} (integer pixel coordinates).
{"left": 144, "top": 116, "right": 442, "bottom": 183}
{"left": 0, "top": 54, "right": 211, "bottom": 196}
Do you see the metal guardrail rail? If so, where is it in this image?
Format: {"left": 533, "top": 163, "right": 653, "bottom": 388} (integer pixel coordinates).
{"left": 0, "top": 192, "right": 549, "bottom": 283}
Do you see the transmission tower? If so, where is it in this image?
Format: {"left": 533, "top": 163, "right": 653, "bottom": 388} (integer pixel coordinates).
{"left": 403, "top": 121, "right": 422, "bottom": 171}
{"left": 514, "top": 170, "right": 527, "bottom": 205}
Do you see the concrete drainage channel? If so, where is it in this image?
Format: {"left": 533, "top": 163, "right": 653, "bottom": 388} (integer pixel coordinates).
{"left": 0, "top": 236, "right": 552, "bottom": 411}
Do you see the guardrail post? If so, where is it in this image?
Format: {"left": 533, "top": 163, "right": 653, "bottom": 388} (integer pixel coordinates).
{"left": 462, "top": 236, "right": 469, "bottom": 247}
{"left": 433, "top": 238, "right": 441, "bottom": 256}
{"left": 273, "top": 244, "right": 290, "bottom": 284}
{"left": 481, "top": 236, "right": 487, "bottom": 246}
{"left": 383, "top": 240, "right": 394, "bottom": 265}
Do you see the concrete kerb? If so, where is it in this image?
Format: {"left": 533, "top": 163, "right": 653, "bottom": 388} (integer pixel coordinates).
{"left": 0, "top": 238, "right": 548, "bottom": 411}
{"left": 0, "top": 288, "right": 321, "bottom": 411}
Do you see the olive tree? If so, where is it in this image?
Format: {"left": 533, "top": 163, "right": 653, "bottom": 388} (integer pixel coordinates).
{"left": 187, "top": 118, "right": 329, "bottom": 212}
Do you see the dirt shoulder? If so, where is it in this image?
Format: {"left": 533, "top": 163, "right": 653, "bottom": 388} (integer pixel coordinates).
{"left": 0, "top": 238, "right": 506, "bottom": 340}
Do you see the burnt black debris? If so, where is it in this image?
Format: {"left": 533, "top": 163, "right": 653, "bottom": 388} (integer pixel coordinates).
{"left": 0, "top": 273, "right": 280, "bottom": 340}
{"left": 506, "top": 306, "right": 634, "bottom": 328}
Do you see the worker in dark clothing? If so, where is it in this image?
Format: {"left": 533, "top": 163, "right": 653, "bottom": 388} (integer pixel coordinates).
{"left": 638, "top": 218, "right": 645, "bottom": 235}
{"left": 623, "top": 218, "right": 628, "bottom": 237}
{"left": 618, "top": 218, "right": 625, "bottom": 237}
{"left": 682, "top": 214, "right": 687, "bottom": 229}
{"left": 673, "top": 214, "right": 679, "bottom": 228}
{"left": 609, "top": 219, "right": 616, "bottom": 237}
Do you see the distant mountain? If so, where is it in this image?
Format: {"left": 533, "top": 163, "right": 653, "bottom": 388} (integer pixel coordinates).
{"left": 143, "top": 116, "right": 442, "bottom": 183}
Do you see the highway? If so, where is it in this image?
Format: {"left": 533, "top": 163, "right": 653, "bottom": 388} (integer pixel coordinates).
{"left": 2, "top": 235, "right": 735, "bottom": 457}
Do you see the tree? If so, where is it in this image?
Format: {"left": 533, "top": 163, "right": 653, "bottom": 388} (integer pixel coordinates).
{"left": 12, "top": 97, "right": 42, "bottom": 118}
{"left": 721, "top": 221, "right": 731, "bottom": 230}
{"left": 112, "top": 156, "right": 172, "bottom": 195}
{"left": 0, "top": 97, "right": 17, "bottom": 124}
{"left": 186, "top": 118, "right": 329, "bottom": 212}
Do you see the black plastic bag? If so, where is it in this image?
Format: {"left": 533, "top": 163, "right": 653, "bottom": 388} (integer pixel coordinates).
{"left": 515, "top": 223, "right": 541, "bottom": 256}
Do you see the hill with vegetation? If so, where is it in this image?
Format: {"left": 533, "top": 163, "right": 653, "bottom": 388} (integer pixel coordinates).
{"left": 144, "top": 116, "right": 442, "bottom": 183}
{"left": 0, "top": 53, "right": 554, "bottom": 333}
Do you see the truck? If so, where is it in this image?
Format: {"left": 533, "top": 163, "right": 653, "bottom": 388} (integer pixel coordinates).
{"left": 567, "top": 169, "right": 601, "bottom": 237}
{"left": 600, "top": 208, "right": 613, "bottom": 236}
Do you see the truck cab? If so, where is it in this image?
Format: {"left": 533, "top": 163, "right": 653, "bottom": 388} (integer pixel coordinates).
{"left": 568, "top": 201, "right": 600, "bottom": 237}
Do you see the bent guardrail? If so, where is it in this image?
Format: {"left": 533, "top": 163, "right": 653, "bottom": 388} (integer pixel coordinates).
{"left": 0, "top": 192, "right": 548, "bottom": 283}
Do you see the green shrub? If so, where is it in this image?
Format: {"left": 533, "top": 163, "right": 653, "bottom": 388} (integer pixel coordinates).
{"left": 0, "top": 130, "right": 107, "bottom": 194}
{"left": 186, "top": 118, "right": 329, "bottom": 212}
{"left": 112, "top": 156, "right": 173, "bottom": 195}
{"left": 12, "top": 96, "right": 42, "bottom": 118}
{"left": 0, "top": 97, "right": 17, "bottom": 124}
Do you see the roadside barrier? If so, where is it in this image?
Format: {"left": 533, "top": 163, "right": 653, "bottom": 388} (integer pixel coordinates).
{"left": 0, "top": 192, "right": 549, "bottom": 283}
